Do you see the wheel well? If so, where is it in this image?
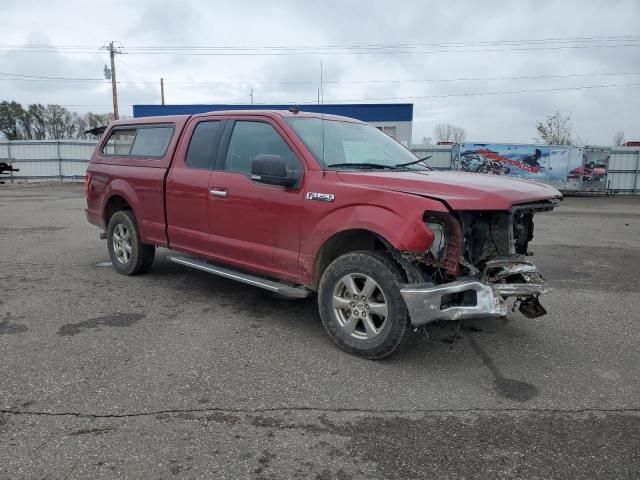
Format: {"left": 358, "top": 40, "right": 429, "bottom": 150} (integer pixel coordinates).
{"left": 312, "top": 229, "right": 405, "bottom": 290}
{"left": 104, "top": 195, "right": 132, "bottom": 225}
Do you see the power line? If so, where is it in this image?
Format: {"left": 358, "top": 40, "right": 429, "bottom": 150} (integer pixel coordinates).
{"left": 0, "top": 36, "right": 638, "bottom": 56}
{"left": 319, "top": 82, "right": 640, "bottom": 103}
{"left": 123, "top": 36, "right": 640, "bottom": 51}
{"left": 2, "top": 70, "right": 640, "bottom": 86}
{"left": 116, "top": 57, "right": 157, "bottom": 82}
{"left": 1, "top": 34, "right": 638, "bottom": 51}
{"left": 0, "top": 72, "right": 106, "bottom": 82}
{"left": 327, "top": 72, "right": 640, "bottom": 85}
{"left": 122, "top": 43, "right": 640, "bottom": 56}
{"left": 14, "top": 82, "right": 640, "bottom": 109}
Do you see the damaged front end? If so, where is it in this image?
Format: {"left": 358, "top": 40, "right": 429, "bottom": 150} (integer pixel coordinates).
{"left": 400, "top": 200, "right": 558, "bottom": 325}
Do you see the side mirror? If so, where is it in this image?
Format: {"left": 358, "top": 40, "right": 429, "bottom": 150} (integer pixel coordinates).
{"left": 251, "top": 154, "right": 300, "bottom": 188}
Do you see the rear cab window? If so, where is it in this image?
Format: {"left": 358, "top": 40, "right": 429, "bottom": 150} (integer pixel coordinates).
{"left": 102, "top": 125, "right": 174, "bottom": 158}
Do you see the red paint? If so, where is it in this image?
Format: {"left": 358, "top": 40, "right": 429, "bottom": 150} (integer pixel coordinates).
{"left": 86, "top": 110, "right": 562, "bottom": 288}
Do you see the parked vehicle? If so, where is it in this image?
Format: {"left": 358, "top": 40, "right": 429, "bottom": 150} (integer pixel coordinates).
{"left": 568, "top": 166, "right": 594, "bottom": 181}
{"left": 0, "top": 162, "right": 19, "bottom": 184}
{"left": 86, "top": 110, "right": 562, "bottom": 358}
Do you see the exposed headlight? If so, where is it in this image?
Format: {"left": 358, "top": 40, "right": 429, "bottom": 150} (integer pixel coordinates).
{"left": 426, "top": 221, "right": 446, "bottom": 261}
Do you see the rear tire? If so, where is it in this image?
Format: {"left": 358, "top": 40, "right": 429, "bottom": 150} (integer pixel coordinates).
{"left": 106, "top": 210, "right": 155, "bottom": 275}
{"left": 318, "top": 251, "right": 410, "bottom": 359}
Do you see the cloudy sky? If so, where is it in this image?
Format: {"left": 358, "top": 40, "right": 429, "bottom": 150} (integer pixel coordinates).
{"left": 1, "top": 0, "right": 638, "bottom": 144}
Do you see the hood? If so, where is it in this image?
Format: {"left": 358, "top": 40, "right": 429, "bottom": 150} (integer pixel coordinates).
{"left": 337, "top": 170, "right": 562, "bottom": 211}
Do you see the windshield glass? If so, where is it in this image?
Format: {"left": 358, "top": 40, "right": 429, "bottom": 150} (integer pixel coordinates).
{"left": 285, "top": 117, "right": 427, "bottom": 170}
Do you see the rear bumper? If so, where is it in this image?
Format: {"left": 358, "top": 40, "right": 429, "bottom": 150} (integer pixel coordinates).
{"left": 400, "top": 279, "right": 547, "bottom": 326}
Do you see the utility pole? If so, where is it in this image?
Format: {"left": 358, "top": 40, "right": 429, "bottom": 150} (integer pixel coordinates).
{"left": 102, "top": 41, "right": 122, "bottom": 119}
{"left": 160, "top": 77, "right": 165, "bottom": 105}
{"left": 250, "top": 88, "right": 254, "bottom": 105}
{"left": 109, "top": 42, "right": 119, "bottom": 119}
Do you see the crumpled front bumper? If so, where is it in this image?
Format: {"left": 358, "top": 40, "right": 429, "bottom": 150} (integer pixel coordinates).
{"left": 400, "top": 278, "right": 547, "bottom": 326}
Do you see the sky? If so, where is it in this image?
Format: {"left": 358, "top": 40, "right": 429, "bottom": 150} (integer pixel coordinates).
{"left": 0, "top": 0, "right": 638, "bottom": 145}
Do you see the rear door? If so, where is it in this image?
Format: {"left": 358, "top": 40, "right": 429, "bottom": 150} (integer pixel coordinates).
{"left": 166, "top": 119, "right": 225, "bottom": 257}
{"left": 207, "top": 117, "right": 305, "bottom": 283}
{"left": 93, "top": 123, "right": 178, "bottom": 246}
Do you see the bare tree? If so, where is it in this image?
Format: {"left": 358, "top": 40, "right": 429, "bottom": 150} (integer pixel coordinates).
{"left": 1, "top": 101, "right": 114, "bottom": 140}
{"left": 433, "top": 123, "right": 466, "bottom": 143}
{"left": 84, "top": 112, "right": 114, "bottom": 130}
{"left": 612, "top": 131, "right": 625, "bottom": 146}
{"left": 421, "top": 136, "right": 432, "bottom": 145}
{"left": 535, "top": 111, "right": 575, "bottom": 145}
{"left": 28, "top": 104, "right": 47, "bottom": 140}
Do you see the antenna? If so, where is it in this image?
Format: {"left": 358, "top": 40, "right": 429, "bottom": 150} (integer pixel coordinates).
{"left": 320, "top": 60, "right": 326, "bottom": 172}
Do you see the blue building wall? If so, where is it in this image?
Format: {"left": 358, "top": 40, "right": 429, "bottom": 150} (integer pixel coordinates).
{"left": 133, "top": 103, "right": 413, "bottom": 122}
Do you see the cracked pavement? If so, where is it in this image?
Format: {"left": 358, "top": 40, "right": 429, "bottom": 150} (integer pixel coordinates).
{"left": 1, "top": 184, "right": 639, "bottom": 479}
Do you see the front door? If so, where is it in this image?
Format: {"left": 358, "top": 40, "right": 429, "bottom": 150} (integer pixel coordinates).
{"left": 166, "top": 119, "right": 224, "bottom": 258}
{"left": 207, "top": 119, "right": 305, "bottom": 283}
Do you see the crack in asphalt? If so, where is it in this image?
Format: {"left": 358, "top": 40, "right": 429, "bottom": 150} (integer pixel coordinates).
{"left": 2, "top": 406, "right": 639, "bottom": 419}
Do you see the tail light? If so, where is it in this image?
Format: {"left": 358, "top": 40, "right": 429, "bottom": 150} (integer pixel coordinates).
{"left": 85, "top": 172, "right": 92, "bottom": 198}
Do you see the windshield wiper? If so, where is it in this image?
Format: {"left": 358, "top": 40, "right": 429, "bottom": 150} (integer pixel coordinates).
{"left": 395, "top": 155, "right": 432, "bottom": 168}
{"left": 327, "top": 162, "right": 398, "bottom": 170}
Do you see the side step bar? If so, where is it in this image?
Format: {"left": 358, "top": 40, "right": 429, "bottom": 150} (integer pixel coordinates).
{"left": 167, "top": 255, "right": 310, "bottom": 299}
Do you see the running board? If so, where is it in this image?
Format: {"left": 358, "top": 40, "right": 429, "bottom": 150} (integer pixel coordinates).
{"left": 167, "top": 255, "right": 310, "bottom": 299}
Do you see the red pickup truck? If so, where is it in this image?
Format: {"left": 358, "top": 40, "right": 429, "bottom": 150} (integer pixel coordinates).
{"left": 86, "top": 110, "right": 562, "bottom": 358}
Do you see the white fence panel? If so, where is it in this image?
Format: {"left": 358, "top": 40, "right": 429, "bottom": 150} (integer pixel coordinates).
{"left": 410, "top": 146, "right": 453, "bottom": 170}
{"left": 1, "top": 139, "right": 639, "bottom": 194}
{"left": 0, "top": 140, "right": 97, "bottom": 182}
{"left": 608, "top": 147, "right": 640, "bottom": 193}
{"left": 9, "top": 142, "right": 59, "bottom": 160}
{"left": 11, "top": 159, "right": 60, "bottom": 179}
{"left": 60, "top": 160, "right": 89, "bottom": 178}
{"left": 59, "top": 141, "right": 97, "bottom": 160}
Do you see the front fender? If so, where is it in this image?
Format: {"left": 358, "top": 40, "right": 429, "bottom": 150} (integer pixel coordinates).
{"left": 308, "top": 204, "right": 433, "bottom": 254}
{"left": 299, "top": 188, "right": 450, "bottom": 284}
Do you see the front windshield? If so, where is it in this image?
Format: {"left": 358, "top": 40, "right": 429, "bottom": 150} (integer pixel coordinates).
{"left": 285, "top": 117, "right": 428, "bottom": 170}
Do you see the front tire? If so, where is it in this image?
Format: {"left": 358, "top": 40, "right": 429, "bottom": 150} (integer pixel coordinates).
{"left": 318, "top": 251, "right": 410, "bottom": 359}
{"left": 106, "top": 210, "right": 155, "bottom": 275}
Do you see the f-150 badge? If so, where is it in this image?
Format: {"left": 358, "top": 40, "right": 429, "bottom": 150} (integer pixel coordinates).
{"left": 306, "top": 192, "right": 335, "bottom": 202}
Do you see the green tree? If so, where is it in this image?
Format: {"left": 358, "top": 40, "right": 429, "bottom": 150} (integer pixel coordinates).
{"left": 0, "top": 101, "right": 25, "bottom": 140}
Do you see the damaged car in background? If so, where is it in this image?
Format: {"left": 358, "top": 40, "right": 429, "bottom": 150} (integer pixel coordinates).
{"left": 86, "top": 110, "right": 562, "bottom": 359}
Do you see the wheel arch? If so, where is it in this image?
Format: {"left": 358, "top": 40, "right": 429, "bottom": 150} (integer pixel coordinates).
{"left": 311, "top": 228, "right": 408, "bottom": 290}
{"left": 104, "top": 194, "right": 134, "bottom": 225}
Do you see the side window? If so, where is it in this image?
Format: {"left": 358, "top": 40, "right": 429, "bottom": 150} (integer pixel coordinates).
{"left": 102, "top": 125, "right": 174, "bottom": 157}
{"left": 102, "top": 129, "right": 136, "bottom": 155}
{"left": 130, "top": 127, "right": 174, "bottom": 157}
{"left": 224, "top": 121, "right": 300, "bottom": 175}
{"left": 185, "top": 121, "right": 222, "bottom": 169}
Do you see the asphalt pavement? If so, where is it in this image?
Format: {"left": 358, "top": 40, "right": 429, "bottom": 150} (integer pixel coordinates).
{"left": 1, "top": 184, "right": 639, "bottom": 479}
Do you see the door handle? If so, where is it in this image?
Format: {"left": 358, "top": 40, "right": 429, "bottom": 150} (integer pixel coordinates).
{"left": 210, "top": 188, "right": 228, "bottom": 198}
